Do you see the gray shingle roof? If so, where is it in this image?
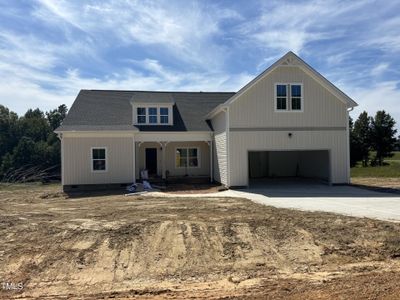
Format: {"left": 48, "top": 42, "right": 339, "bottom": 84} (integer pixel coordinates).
{"left": 56, "top": 90, "right": 235, "bottom": 132}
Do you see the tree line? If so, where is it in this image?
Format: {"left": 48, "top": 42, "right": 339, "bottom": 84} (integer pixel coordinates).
{"left": 350, "top": 110, "right": 398, "bottom": 167}
{"left": 0, "top": 104, "right": 67, "bottom": 182}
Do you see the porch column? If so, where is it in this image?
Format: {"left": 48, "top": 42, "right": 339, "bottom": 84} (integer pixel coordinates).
{"left": 132, "top": 136, "right": 136, "bottom": 183}
{"left": 160, "top": 141, "right": 169, "bottom": 179}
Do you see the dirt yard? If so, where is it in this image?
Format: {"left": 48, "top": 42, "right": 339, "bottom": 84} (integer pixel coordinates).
{"left": 352, "top": 177, "right": 400, "bottom": 193}
{"left": 1, "top": 184, "right": 400, "bottom": 299}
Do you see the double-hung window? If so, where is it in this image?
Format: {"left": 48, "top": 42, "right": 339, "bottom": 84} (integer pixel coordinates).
{"left": 135, "top": 106, "right": 171, "bottom": 124}
{"left": 148, "top": 107, "right": 158, "bottom": 124}
{"left": 276, "top": 84, "right": 287, "bottom": 110}
{"left": 291, "top": 84, "right": 302, "bottom": 110}
{"left": 137, "top": 107, "right": 146, "bottom": 124}
{"left": 160, "top": 107, "right": 169, "bottom": 124}
{"left": 275, "top": 83, "right": 302, "bottom": 111}
{"left": 92, "top": 148, "right": 106, "bottom": 172}
{"left": 175, "top": 148, "right": 199, "bottom": 168}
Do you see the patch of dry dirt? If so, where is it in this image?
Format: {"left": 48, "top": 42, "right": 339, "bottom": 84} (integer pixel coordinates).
{"left": 352, "top": 177, "right": 400, "bottom": 193}
{"left": 1, "top": 184, "right": 400, "bottom": 299}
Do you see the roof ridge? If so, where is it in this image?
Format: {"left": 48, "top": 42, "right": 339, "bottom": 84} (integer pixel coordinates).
{"left": 84, "top": 89, "right": 236, "bottom": 94}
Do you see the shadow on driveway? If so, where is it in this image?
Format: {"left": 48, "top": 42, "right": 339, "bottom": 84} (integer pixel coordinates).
{"left": 245, "top": 178, "right": 399, "bottom": 198}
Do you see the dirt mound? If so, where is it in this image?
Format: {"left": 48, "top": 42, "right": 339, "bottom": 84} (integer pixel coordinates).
{"left": 1, "top": 186, "right": 400, "bottom": 299}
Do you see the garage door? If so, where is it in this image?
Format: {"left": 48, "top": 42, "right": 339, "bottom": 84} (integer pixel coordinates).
{"left": 248, "top": 150, "right": 330, "bottom": 184}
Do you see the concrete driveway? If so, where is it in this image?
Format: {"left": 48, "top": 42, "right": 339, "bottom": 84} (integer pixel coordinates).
{"left": 223, "top": 181, "right": 400, "bottom": 222}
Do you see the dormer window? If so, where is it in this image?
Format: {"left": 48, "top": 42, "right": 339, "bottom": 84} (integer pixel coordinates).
{"left": 134, "top": 105, "right": 172, "bottom": 125}
{"left": 148, "top": 107, "right": 157, "bottom": 124}
{"left": 160, "top": 107, "right": 169, "bottom": 124}
{"left": 137, "top": 107, "right": 146, "bottom": 123}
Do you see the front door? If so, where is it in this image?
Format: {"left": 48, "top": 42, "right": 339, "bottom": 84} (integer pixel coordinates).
{"left": 145, "top": 148, "right": 157, "bottom": 175}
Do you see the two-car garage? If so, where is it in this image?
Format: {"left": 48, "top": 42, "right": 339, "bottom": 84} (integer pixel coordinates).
{"left": 248, "top": 150, "right": 331, "bottom": 185}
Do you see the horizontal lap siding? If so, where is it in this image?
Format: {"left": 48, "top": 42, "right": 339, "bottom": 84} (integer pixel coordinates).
{"left": 63, "top": 137, "right": 134, "bottom": 185}
{"left": 211, "top": 112, "right": 227, "bottom": 185}
{"left": 229, "top": 131, "right": 348, "bottom": 186}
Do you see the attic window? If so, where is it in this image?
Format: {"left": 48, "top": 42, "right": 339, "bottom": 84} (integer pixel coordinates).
{"left": 275, "top": 83, "right": 303, "bottom": 111}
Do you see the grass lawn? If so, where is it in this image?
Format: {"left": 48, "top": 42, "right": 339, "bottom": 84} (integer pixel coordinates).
{"left": 351, "top": 151, "right": 400, "bottom": 178}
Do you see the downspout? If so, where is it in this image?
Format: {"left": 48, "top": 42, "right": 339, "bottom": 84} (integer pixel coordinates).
{"left": 57, "top": 133, "right": 64, "bottom": 188}
{"left": 210, "top": 132, "right": 213, "bottom": 183}
{"left": 346, "top": 107, "right": 354, "bottom": 184}
{"left": 132, "top": 134, "right": 136, "bottom": 183}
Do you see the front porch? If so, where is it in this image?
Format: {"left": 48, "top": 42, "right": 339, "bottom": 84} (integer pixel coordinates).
{"left": 135, "top": 139, "right": 213, "bottom": 183}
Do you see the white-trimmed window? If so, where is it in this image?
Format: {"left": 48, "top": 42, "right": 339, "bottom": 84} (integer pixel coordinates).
{"left": 276, "top": 84, "right": 287, "bottom": 110}
{"left": 175, "top": 148, "right": 199, "bottom": 168}
{"left": 148, "top": 107, "right": 158, "bottom": 124}
{"left": 134, "top": 106, "right": 172, "bottom": 125}
{"left": 291, "top": 84, "right": 302, "bottom": 110}
{"left": 91, "top": 148, "right": 107, "bottom": 172}
{"left": 275, "top": 83, "right": 303, "bottom": 111}
{"left": 137, "top": 107, "right": 146, "bottom": 124}
{"left": 160, "top": 107, "right": 169, "bottom": 124}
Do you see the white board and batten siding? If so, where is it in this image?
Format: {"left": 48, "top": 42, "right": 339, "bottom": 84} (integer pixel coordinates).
{"left": 211, "top": 111, "right": 228, "bottom": 186}
{"left": 63, "top": 136, "right": 134, "bottom": 185}
{"left": 228, "top": 66, "right": 350, "bottom": 186}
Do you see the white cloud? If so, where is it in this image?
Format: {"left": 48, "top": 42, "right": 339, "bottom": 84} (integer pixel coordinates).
{"left": 235, "top": 0, "right": 368, "bottom": 54}
{"left": 348, "top": 81, "right": 400, "bottom": 127}
{"left": 0, "top": 55, "right": 251, "bottom": 115}
{"left": 32, "top": 0, "right": 239, "bottom": 68}
{"left": 370, "top": 63, "right": 389, "bottom": 77}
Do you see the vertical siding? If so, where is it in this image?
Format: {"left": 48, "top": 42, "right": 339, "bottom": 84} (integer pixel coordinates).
{"left": 136, "top": 141, "right": 210, "bottom": 177}
{"left": 226, "top": 65, "right": 349, "bottom": 186}
{"left": 211, "top": 111, "right": 228, "bottom": 185}
{"left": 63, "top": 137, "right": 134, "bottom": 185}
{"left": 229, "top": 66, "right": 348, "bottom": 128}
{"left": 229, "top": 131, "right": 348, "bottom": 186}
{"left": 136, "top": 142, "right": 162, "bottom": 177}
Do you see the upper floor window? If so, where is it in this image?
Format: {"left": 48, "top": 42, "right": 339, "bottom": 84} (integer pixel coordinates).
{"left": 276, "top": 84, "right": 287, "bottom": 110}
{"left": 160, "top": 107, "right": 169, "bottom": 124}
{"left": 137, "top": 107, "right": 146, "bottom": 123}
{"left": 275, "top": 83, "right": 303, "bottom": 111}
{"left": 148, "top": 107, "right": 157, "bottom": 124}
{"left": 135, "top": 106, "right": 172, "bottom": 125}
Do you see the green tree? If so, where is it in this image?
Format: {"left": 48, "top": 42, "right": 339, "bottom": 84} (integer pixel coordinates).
{"left": 46, "top": 104, "right": 68, "bottom": 131}
{"left": 0, "top": 104, "right": 68, "bottom": 181}
{"left": 349, "top": 116, "right": 363, "bottom": 167}
{"left": 353, "top": 111, "right": 372, "bottom": 167}
{"left": 18, "top": 108, "right": 51, "bottom": 142}
{"left": 370, "top": 110, "right": 397, "bottom": 166}
{"left": 0, "top": 105, "right": 19, "bottom": 166}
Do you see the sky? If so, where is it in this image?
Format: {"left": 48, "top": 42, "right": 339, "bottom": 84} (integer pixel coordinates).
{"left": 0, "top": 0, "right": 400, "bottom": 123}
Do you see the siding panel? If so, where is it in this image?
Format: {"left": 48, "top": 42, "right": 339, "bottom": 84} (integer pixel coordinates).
{"left": 229, "top": 130, "right": 348, "bottom": 186}
{"left": 63, "top": 137, "right": 134, "bottom": 185}
{"left": 229, "top": 66, "right": 348, "bottom": 128}
{"left": 211, "top": 111, "right": 227, "bottom": 185}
